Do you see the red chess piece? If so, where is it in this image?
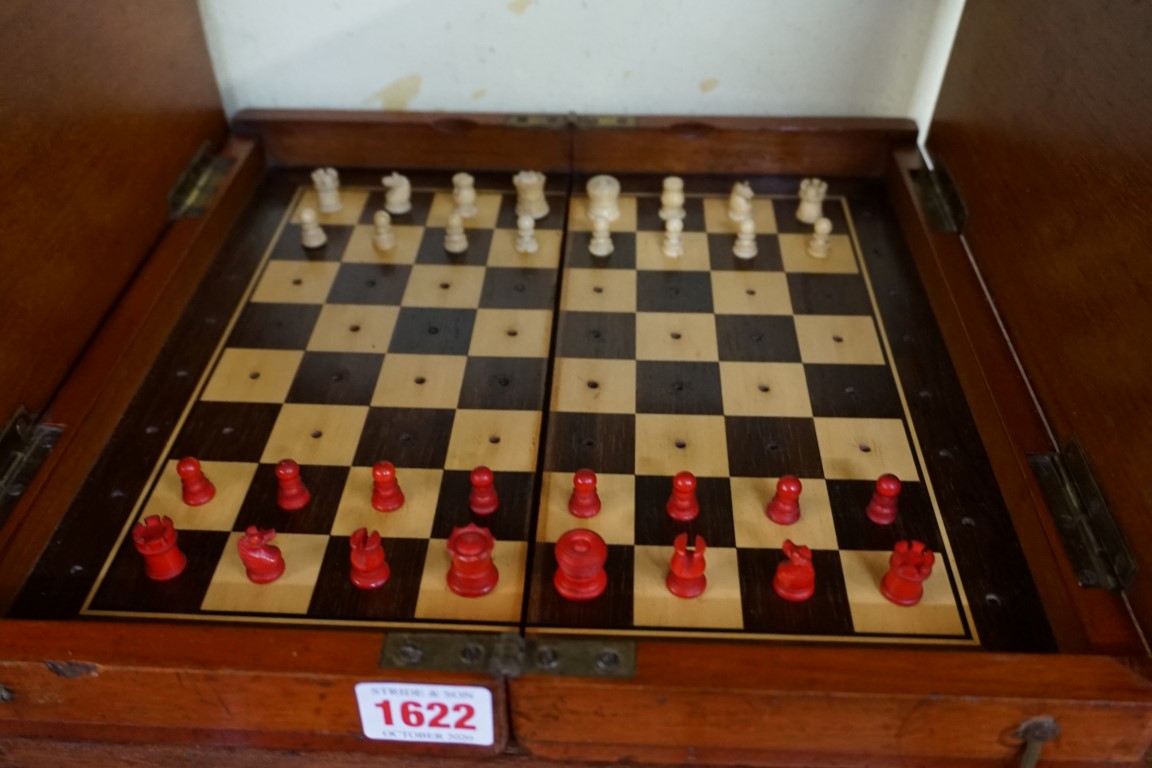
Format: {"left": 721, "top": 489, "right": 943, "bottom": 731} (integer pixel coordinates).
{"left": 469, "top": 466, "right": 499, "bottom": 515}
{"left": 237, "top": 526, "right": 285, "bottom": 584}
{"left": 177, "top": 457, "right": 215, "bottom": 506}
{"left": 866, "top": 473, "right": 902, "bottom": 525}
{"left": 665, "top": 471, "right": 699, "bottom": 521}
{"left": 553, "top": 528, "right": 608, "bottom": 601}
{"left": 773, "top": 539, "right": 815, "bottom": 602}
{"left": 446, "top": 523, "right": 499, "bottom": 596}
{"left": 765, "top": 475, "right": 802, "bottom": 525}
{"left": 881, "top": 540, "right": 935, "bottom": 606}
{"left": 276, "top": 459, "right": 310, "bottom": 511}
{"left": 371, "top": 461, "right": 405, "bottom": 512}
{"left": 667, "top": 533, "right": 707, "bottom": 598}
{"left": 568, "top": 469, "right": 602, "bottom": 518}
{"left": 132, "top": 515, "right": 187, "bottom": 581}
{"left": 349, "top": 528, "right": 390, "bottom": 589}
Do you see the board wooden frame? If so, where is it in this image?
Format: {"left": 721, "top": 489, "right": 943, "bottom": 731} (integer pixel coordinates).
{"left": 0, "top": 114, "right": 1148, "bottom": 768}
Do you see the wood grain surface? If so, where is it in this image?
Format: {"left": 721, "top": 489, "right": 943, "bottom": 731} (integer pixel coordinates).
{"left": 0, "top": 0, "right": 226, "bottom": 424}
{"left": 929, "top": 0, "right": 1152, "bottom": 632}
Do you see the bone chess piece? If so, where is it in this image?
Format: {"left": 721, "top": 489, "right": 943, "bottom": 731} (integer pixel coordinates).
{"left": 513, "top": 170, "right": 549, "bottom": 219}
{"left": 732, "top": 217, "right": 757, "bottom": 259}
{"left": 311, "top": 167, "right": 342, "bottom": 213}
{"left": 807, "top": 216, "right": 832, "bottom": 258}
{"left": 728, "top": 181, "right": 753, "bottom": 223}
{"left": 444, "top": 212, "right": 468, "bottom": 254}
{"left": 659, "top": 176, "right": 686, "bottom": 221}
{"left": 588, "top": 215, "right": 614, "bottom": 258}
{"left": 515, "top": 214, "right": 539, "bottom": 254}
{"left": 299, "top": 207, "right": 327, "bottom": 249}
{"left": 452, "top": 172, "right": 478, "bottom": 218}
{"left": 382, "top": 172, "right": 412, "bottom": 215}
{"left": 372, "top": 210, "right": 396, "bottom": 252}
{"left": 586, "top": 175, "right": 621, "bottom": 222}
{"left": 662, "top": 217, "right": 685, "bottom": 258}
{"left": 796, "top": 178, "right": 828, "bottom": 224}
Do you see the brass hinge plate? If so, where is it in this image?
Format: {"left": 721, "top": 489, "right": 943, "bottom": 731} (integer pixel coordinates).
{"left": 912, "top": 159, "right": 967, "bottom": 233}
{"left": 0, "top": 407, "right": 63, "bottom": 524}
{"left": 382, "top": 632, "right": 635, "bottom": 679}
{"left": 1028, "top": 438, "right": 1137, "bottom": 590}
{"left": 168, "top": 142, "right": 235, "bottom": 219}
{"left": 504, "top": 114, "right": 568, "bottom": 130}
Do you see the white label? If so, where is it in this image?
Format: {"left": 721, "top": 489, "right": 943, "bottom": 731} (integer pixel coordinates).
{"left": 354, "top": 682, "right": 495, "bottom": 746}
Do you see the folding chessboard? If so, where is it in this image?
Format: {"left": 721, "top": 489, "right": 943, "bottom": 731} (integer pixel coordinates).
{"left": 11, "top": 169, "right": 1054, "bottom": 652}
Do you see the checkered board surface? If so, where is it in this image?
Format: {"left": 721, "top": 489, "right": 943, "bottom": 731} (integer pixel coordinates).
{"left": 525, "top": 182, "right": 977, "bottom": 643}
{"left": 82, "top": 175, "right": 569, "bottom": 630}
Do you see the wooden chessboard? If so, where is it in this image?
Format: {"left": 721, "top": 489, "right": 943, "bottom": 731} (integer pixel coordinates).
{"left": 10, "top": 169, "right": 1055, "bottom": 652}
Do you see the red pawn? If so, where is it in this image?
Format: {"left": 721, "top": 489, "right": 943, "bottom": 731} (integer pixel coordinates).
{"left": 349, "top": 528, "right": 390, "bottom": 589}
{"left": 469, "top": 466, "right": 499, "bottom": 515}
{"left": 371, "top": 461, "right": 405, "bottom": 512}
{"left": 568, "top": 469, "right": 601, "bottom": 518}
{"left": 132, "top": 515, "right": 187, "bottom": 581}
{"left": 773, "top": 539, "right": 815, "bottom": 602}
{"left": 237, "top": 526, "right": 285, "bottom": 584}
{"left": 667, "top": 533, "right": 707, "bottom": 598}
{"left": 666, "top": 471, "right": 699, "bottom": 521}
{"left": 177, "top": 457, "right": 215, "bottom": 506}
{"left": 446, "top": 523, "right": 499, "bottom": 596}
{"left": 867, "top": 473, "right": 901, "bottom": 525}
{"left": 766, "top": 475, "right": 802, "bottom": 525}
{"left": 276, "top": 459, "right": 310, "bottom": 511}
{"left": 881, "top": 540, "right": 935, "bottom": 606}
{"left": 553, "top": 528, "right": 608, "bottom": 601}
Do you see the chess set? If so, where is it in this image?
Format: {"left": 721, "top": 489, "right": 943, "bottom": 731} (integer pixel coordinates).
{"left": 11, "top": 166, "right": 1053, "bottom": 651}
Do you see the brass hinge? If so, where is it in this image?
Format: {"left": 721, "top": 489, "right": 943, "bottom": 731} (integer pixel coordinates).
{"left": 382, "top": 632, "right": 635, "bottom": 680}
{"left": 0, "top": 407, "right": 63, "bottom": 524}
{"left": 912, "top": 158, "right": 967, "bottom": 233}
{"left": 167, "top": 142, "right": 235, "bottom": 219}
{"left": 572, "top": 114, "right": 637, "bottom": 130}
{"left": 504, "top": 114, "right": 568, "bottom": 130}
{"left": 1028, "top": 438, "right": 1137, "bottom": 590}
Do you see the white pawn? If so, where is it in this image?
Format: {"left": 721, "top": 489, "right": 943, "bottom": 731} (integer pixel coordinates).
{"left": 588, "top": 216, "right": 614, "bottom": 258}
{"left": 383, "top": 172, "right": 412, "bottom": 215}
{"left": 732, "top": 217, "right": 757, "bottom": 260}
{"left": 300, "top": 208, "right": 327, "bottom": 249}
{"left": 373, "top": 210, "right": 396, "bottom": 252}
{"left": 312, "top": 167, "right": 342, "bottom": 213}
{"left": 728, "top": 181, "right": 753, "bottom": 223}
{"left": 659, "top": 176, "right": 686, "bottom": 221}
{"left": 515, "top": 214, "right": 539, "bottom": 254}
{"left": 444, "top": 213, "right": 468, "bottom": 254}
{"left": 807, "top": 217, "right": 833, "bottom": 259}
{"left": 513, "top": 170, "right": 549, "bottom": 219}
{"left": 796, "top": 178, "right": 828, "bottom": 224}
{"left": 453, "top": 172, "right": 478, "bottom": 218}
{"left": 662, "top": 217, "right": 684, "bottom": 258}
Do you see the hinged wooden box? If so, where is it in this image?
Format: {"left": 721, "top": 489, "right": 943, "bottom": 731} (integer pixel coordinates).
{"left": 0, "top": 2, "right": 1149, "bottom": 767}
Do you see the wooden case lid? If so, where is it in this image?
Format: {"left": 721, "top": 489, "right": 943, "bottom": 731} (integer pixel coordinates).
{"left": 0, "top": 0, "right": 226, "bottom": 425}
{"left": 928, "top": 0, "right": 1152, "bottom": 629}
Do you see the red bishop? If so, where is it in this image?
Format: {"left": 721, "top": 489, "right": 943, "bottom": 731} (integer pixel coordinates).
{"left": 237, "top": 526, "right": 285, "bottom": 584}
{"left": 349, "top": 527, "right": 390, "bottom": 589}
{"left": 568, "top": 468, "right": 602, "bottom": 518}
{"left": 665, "top": 471, "right": 699, "bottom": 522}
{"left": 132, "top": 515, "right": 187, "bottom": 581}
{"left": 553, "top": 528, "right": 608, "bottom": 601}
{"left": 446, "top": 524, "right": 499, "bottom": 597}
{"left": 469, "top": 466, "right": 499, "bottom": 515}
{"left": 773, "top": 539, "right": 815, "bottom": 602}
{"left": 881, "top": 540, "right": 935, "bottom": 606}
{"left": 866, "top": 473, "right": 901, "bottom": 525}
{"left": 667, "top": 533, "right": 707, "bottom": 598}
{"left": 177, "top": 457, "right": 215, "bottom": 506}
{"left": 765, "top": 475, "right": 802, "bottom": 525}
{"left": 371, "top": 460, "right": 405, "bottom": 512}
{"left": 276, "top": 459, "right": 311, "bottom": 511}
